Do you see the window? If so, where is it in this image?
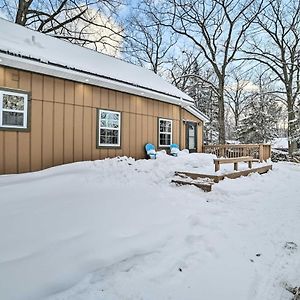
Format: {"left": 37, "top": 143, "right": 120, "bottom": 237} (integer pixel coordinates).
{"left": 159, "top": 118, "right": 172, "bottom": 147}
{"left": 0, "top": 90, "right": 29, "bottom": 130}
{"left": 98, "top": 109, "right": 121, "bottom": 147}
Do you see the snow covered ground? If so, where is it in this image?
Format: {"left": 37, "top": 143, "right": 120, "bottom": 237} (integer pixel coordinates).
{"left": 0, "top": 153, "right": 299, "bottom": 300}
{"left": 272, "top": 137, "right": 288, "bottom": 150}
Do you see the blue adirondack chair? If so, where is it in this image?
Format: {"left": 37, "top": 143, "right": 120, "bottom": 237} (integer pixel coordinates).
{"left": 145, "top": 143, "right": 157, "bottom": 159}
{"left": 170, "top": 143, "right": 180, "bottom": 156}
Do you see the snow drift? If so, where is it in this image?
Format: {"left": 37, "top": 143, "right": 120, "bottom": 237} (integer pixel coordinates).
{"left": 0, "top": 153, "right": 299, "bottom": 300}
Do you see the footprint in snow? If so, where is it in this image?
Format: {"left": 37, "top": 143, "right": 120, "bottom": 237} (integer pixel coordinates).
{"left": 284, "top": 242, "right": 298, "bottom": 254}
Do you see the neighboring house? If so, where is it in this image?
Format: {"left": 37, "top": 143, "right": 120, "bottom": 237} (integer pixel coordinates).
{"left": 0, "top": 18, "right": 208, "bottom": 174}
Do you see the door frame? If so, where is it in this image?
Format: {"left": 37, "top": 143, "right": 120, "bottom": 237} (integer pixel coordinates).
{"left": 185, "top": 121, "right": 198, "bottom": 152}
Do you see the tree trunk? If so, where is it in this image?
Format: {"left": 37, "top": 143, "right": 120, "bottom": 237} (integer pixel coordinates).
{"left": 218, "top": 80, "right": 226, "bottom": 144}
{"left": 287, "top": 99, "right": 297, "bottom": 155}
{"left": 15, "top": 0, "right": 33, "bottom": 25}
{"left": 234, "top": 109, "right": 239, "bottom": 128}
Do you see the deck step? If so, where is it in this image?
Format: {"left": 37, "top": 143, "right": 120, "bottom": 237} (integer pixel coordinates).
{"left": 175, "top": 171, "right": 223, "bottom": 183}
{"left": 173, "top": 164, "right": 273, "bottom": 192}
{"left": 171, "top": 179, "right": 213, "bottom": 192}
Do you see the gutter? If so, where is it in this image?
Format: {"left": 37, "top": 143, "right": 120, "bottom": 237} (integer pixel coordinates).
{"left": 0, "top": 52, "right": 193, "bottom": 107}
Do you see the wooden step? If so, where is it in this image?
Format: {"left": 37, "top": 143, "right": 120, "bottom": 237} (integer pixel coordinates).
{"left": 223, "top": 164, "right": 272, "bottom": 179}
{"left": 173, "top": 164, "right": 273, "bottom": 192}
{"left": 171, "top": 179, "right": 213, "bottom": 192}
{"left": 175, "top": 171, "right": 223, "bottom": 183}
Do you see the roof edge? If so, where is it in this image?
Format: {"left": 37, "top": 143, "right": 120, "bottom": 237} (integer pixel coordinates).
{"left": 0, "top": 52, "right": 194, "bottom": 106}
{"left": 184, "top": 105, "right": 210, "bottom": 123}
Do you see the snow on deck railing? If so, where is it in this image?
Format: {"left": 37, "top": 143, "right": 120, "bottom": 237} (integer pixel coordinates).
{"left": 203, "top": 144, "right": 271, "bottom": 162}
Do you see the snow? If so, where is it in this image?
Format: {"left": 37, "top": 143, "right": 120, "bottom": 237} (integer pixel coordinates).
{"left": 272, "top": 137, "right": 288, "bottom": 149}
{"left": 226, "top": 140, "right": 241, "bottom": 144}
{"left": 0, "top": 18, "right": 191, "bottom": 102}
{"left": 0, "top": 153, "right": 300, "bottom": 300}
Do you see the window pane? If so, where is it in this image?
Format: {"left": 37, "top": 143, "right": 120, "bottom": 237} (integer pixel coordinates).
{"left": 189, "top": 126, "right": 195, "bottom": 137}
{"left": 160, "top": 134, "right": 166, "bottom": 146}
{"left": 3, "top": 94, "right": 24, "bottom": 110}
{"left": 165, "top": 121, "right": 171, "bottom": 132}
{"left": 101, "top": 111, "right": 107, "bottom": 120}
{"left": 2, "top": 111, "right": 24, "bottom": 126}
{"left": 100, "top": 119, "right": 106, "bottom": 127}
{"left": 100, "top": 128, "right": 119, "bottom": 145}
{"left": 166, "top": 134, "right": 171, "bottom": 145}
{"left": 160, "top": 133, "right": 171, "bottom": 146}
{"left": 189, "top": 137, "right": 195, "bottom": 149}
{"left": 160, "top": 120, "right": 166, "bottom": 132}
{"left": 107, "top": 119, "right": 119, "bottom": 128}
{"left": 160, "top": 120, "right": 171, "bottom": 133}
{"left": 112, "top": 113, "right": 119, "bottom": 121}
{"left": 100, "top": 111, "right": 119, "bottom": 129}
{"left": 159, "top": 134, "right": 164, "bottom": 146}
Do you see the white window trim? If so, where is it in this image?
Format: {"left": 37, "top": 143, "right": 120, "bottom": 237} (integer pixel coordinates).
{"left": 159, "top": 118, "right": 172, "bottom": 147}
{"left": 98, "top": 109, "right": 121, "bottom": 147}
{"left": 0, "top": 90, "right": 28, "bottom": 129}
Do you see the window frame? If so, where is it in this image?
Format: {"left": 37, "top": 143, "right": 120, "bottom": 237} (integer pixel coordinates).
{"left": 158, "top": 118, "right": 173, "bottom": 148}
{"left": 97, "top": 109, "right": 121, "bottom": 148}
{"left": 0, "top": 89, "right": 30, "bottom": 131}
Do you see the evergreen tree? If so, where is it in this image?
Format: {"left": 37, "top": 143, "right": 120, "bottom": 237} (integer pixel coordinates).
{"left": 185, "top": 62, "right": 219, "bottom": 144}
{"left": 237, "top": 92, "right": 282, "bottom": 143}
{"left": 195, "top": 88, "right": 219, "bottom": 144}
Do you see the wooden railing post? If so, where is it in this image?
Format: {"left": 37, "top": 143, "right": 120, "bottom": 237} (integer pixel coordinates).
{"left": 262, "top": 144, "right": 271, "bottom": 162}
{"left": 259, "top": 144, "right": 264, "bottom": 162}
{"left": 220, "top": 145, "right": 225, "bottom": 158}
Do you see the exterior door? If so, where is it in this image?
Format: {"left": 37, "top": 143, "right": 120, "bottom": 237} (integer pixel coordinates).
{"left": 186, "top": 122, "right": 197, "bottom": 152}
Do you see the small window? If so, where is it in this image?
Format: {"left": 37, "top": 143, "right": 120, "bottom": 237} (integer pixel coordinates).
{"left": 98, "top": 109, "right": 121, "bottom": 147}
{"left": 0, "top": 90, "right": 29, "bottom": 130}
{"left": 159, "top": 118, "right": 172, "bottom": 147}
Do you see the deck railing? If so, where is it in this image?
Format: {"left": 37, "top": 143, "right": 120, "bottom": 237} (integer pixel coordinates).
{"left": 203, "top": 144, "right": 271, "bottom": 162}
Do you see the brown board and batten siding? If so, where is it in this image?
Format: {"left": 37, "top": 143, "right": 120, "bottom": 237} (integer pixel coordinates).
{"left": 0, "top": 66, "right": 203, "bottom": 174}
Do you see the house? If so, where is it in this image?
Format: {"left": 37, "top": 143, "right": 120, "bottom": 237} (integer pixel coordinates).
{"left": 0, "top": 18, "right": 208, "bottom": 174}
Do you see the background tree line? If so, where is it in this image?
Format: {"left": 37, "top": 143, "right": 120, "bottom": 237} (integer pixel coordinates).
{"left": 1, "top": 0, "right": 299, "bottom": 154}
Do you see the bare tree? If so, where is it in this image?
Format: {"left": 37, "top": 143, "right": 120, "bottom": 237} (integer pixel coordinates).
{"left": 148, "top": 0, "right": 264, "bottom": 144}
{"left": 169, "top": 49, "right": 205, "bottom": 91}
{"left": 169, "top": 50, "right": 220, "bottom": 143}
{"left": 0, "top": 0, "right": 124, "bottom": 53}
{"left": 122, "top": 1, "right": 177, "bottom": 74}
{"left": 225, "top": 72, "right": 257, "bottom": 129}
{"left": 244, "top": 0, "right": 300, "bottom": 154}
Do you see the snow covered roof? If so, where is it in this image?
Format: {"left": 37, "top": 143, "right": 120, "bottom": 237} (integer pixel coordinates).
{"left": 0, "top": 18, "right": 197, "bottom": 108}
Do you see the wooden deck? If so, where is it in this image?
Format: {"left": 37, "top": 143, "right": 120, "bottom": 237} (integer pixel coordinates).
{"left": 203, "top": 144, "right": 271, "bottom": 162}
{"left": 172, "top": 164, "right": 273, "bottom": 192}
